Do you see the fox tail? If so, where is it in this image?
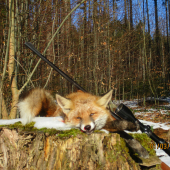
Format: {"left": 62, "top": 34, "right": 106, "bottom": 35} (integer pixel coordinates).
{"left": 18, "top": 88, "right": 57, "bottom": 125}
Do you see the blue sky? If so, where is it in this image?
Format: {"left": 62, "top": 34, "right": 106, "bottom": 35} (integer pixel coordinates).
{"left": 113, "top": 0, "right": 166, "bottom": 35}
{"left": 71, "top": 0, "right": 167, "bottom": 36}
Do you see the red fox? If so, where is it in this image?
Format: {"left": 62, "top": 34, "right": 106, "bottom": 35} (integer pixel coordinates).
{"left": 18, "top": 88, "right": 115, "bottom": 134}
{"left": 18, "top": 88, "right": 148, "bottom": 158}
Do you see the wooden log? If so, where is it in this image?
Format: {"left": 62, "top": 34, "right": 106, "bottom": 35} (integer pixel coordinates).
{"left": 0, "top": 127, "right": 142, "bottom": 170}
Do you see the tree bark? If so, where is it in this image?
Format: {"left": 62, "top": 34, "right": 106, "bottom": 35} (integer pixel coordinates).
{"left": 154, "top": 0, "right": 160, "bottom": 57}
{"left": 8, "top": 0, "right": 19, "bottom": 119}
{"left": 0, "top": 91, "right": 8, "bottom": 119}
{"left": 0, "top": 127, "right": 142, "bottom": 170}
{"left": 129, "top": 0, "right": 133, "bottom": 30}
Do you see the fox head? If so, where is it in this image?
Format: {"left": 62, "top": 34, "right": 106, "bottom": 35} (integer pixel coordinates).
{"left": 56, "top": 90, "right": 113, "bottom": 134}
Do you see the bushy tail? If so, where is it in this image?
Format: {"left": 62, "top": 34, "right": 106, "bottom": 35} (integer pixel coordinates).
{"left": 18, "top": 99, "right": 35, "bottom": 125}
{"left": 18, "top": 88, "right": 57, "bottom": 125}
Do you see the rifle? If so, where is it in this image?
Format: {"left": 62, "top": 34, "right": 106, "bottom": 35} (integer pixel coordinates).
{"left": 25, "top": 42, "right": 170, "bottom": 157}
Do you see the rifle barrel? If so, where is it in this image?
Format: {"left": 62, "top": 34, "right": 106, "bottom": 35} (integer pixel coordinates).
{"left": 25, "top": 42, "right": 86, "bottom": 92}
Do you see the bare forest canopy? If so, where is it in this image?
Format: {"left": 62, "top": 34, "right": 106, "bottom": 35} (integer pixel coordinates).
{"left": 0, "top": 0, "right": 170, "bottom": 118}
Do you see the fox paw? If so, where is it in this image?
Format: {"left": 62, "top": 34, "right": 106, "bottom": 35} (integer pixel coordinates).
{"left": 100, "top": 129, "right": 109, "bottom": 134}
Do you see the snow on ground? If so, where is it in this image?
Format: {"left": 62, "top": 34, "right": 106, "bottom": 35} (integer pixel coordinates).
{"left": 113, "top": 99, "right": 139, "bottom": 108}
{"left": 0, "top": 117, "right": 72, "bottom": 130}
{"left": 33, "top": 117, "right": 72, "bottom": 130}
{"left": 0, "top": 118, "right": 21, "bottom": 125}
{"left": 140, "top": 119, "right": 170, "bottom": 130}
{"left": 155, "top": 148, "right": 170, "bottom": 168}
{"left": 125, "top": 119, "right": 170, "bottom": 134}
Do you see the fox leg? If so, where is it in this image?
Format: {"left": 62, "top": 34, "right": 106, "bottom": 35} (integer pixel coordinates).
{"left": 118, "top": 131, "right": 149, "bottom": 158}
{"left": 104, "top": 120, "right": 149, "bottom": 158}
{"left": 104, "top": 119, "right": 139, "bottom": 132}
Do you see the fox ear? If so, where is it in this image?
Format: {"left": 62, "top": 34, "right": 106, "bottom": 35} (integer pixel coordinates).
{"left": 56, "top": 94, "right": 71, "bottom": 114}
{"left": 97, "top": 90, "right": 113, "bottom": 107}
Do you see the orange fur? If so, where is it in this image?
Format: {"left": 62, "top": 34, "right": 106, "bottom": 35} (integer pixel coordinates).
{"left": 18, "top": 88, "right": 114, "bottom": 133}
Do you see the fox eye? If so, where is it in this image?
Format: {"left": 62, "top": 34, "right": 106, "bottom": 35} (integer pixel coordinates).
{"left": 76, "top": 117, "right": 82, "bottom": 120}
{"left": 90, "top": 113, "right": 95, "bottom": 116}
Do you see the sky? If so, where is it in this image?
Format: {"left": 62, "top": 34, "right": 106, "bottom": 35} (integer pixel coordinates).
{"left": 111, "top": 0, "right": 166, "bottom": 35}
{"left": 71, "top": 0, "right": 167, "bottom": 36}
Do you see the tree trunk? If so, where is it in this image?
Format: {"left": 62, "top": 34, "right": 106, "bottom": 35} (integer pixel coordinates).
{"left": 124, "top": 0, "right": 128, "bottom": 27}
{"left": 93, "top": 0, "right": 99, "bottom": 95}
{"left": 146, "top": 0, "right": 151, "bottom": 48}
{"left": 129, "top": 0, "right": 133, "bottom": 30}
{"left": 154, "top": 0, "right": 160, "bottom": 57}
{"left": 8, "top": 0, "right": 19, "bottom": 119}
{"left": 0, "top": 91, "right": 8, "bottom": 119}
{"left": 0, "top": 127, "right": 141, "bottom": 170}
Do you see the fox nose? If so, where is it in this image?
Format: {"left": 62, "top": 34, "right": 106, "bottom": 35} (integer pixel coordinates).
{"left": 84, "top": 125, "right": 91, "bottom": 131}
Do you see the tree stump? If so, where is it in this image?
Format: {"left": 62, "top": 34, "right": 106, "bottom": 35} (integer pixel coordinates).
{"left": 0, "top": 127, "right": 145, "bottom": 170}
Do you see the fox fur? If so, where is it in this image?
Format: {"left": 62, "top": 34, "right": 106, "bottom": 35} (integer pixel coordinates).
{"left": 18, "top": 88, "right": 139, "bottom": 134}
{"left": 18, "top": 88, "right": 116, "bottom": 134}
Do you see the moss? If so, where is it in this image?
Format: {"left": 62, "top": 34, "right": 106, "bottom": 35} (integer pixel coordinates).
{"left": 106, "top": 149, "right": 117, "bottom": 162}
{"left": 155, "top": 164, "right": 162, "bottom": 170}
{"left": 0, "top": 121, "right": 83, "bottom": 138}
{"left": 0, "top": 121, "right": 36, "bottom": 131}
{"left": 57, "top": 129, "right": 83, "bottom": 138}
{"left": 105, "top": 135, "right": 130, "bottom": 163}
{"left": 94, "top": 130, "right": 106, "bottom": 133}
{"left": 119, "top": 137, "right": 129, "bottom": 154}
{"left": 38, "top": 128, "right": 61, "bottom": 136}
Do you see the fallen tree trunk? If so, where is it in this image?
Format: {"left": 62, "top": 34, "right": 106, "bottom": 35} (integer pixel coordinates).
{"left": 0, "top": 127, "right": 160, "bottom": 170}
